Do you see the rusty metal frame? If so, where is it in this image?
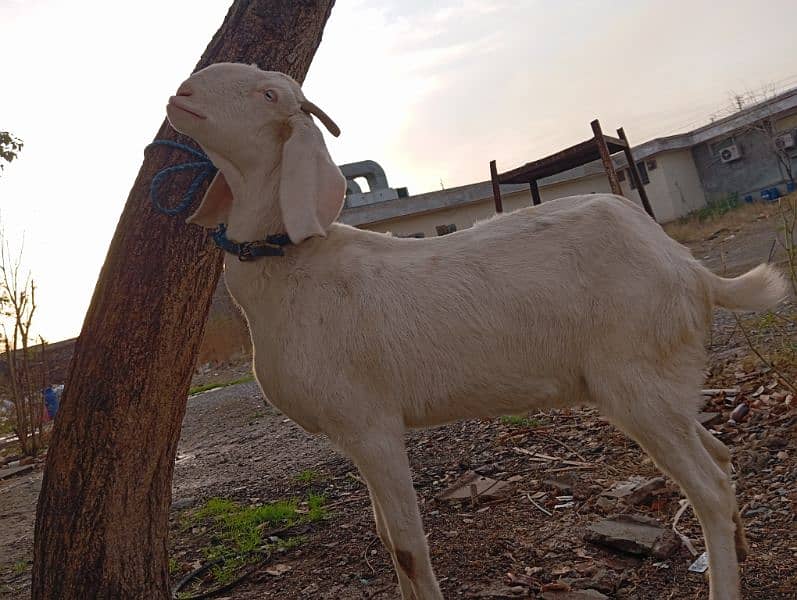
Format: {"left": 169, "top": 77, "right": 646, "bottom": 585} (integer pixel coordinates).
{"left": 489, "top": 118, "right": 656, "bottom": 220}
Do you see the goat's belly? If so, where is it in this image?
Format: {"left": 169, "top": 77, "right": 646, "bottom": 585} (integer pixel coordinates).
{"left": 401, "top": 376, "right": 580, "bottom": 429}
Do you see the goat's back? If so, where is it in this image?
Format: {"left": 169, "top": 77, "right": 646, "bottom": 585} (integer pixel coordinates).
{"left": 247, "top": 194, "right": 714, "bottom": 428}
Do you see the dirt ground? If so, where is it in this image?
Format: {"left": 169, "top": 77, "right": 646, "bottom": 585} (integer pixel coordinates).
{"left": 1, "top": 202, "right": 795, "bottom": 599}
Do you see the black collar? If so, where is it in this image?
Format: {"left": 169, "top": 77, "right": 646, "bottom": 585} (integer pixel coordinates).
{"left": 211, "top": 224, "right": 292, "bottom": 261}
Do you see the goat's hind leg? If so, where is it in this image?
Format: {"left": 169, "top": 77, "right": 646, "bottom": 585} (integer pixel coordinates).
{"left": 597, "top": 376, "right": 742, "bottom": 600}
{"left": 696, "top": 424, "right": 748, "bottom": 562}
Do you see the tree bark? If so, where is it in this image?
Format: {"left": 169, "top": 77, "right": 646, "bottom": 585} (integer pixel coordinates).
{"left": 31, "top": 2, "right": 335, "bottom": 598}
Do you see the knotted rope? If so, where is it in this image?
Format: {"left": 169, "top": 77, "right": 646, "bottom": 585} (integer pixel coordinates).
{"left": 145, "top": 140, "right": 217, "bottom": 215}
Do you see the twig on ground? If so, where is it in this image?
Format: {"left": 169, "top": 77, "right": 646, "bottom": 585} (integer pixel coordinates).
{"left": 733, "top": 313, "right": 797, "bottom": 393}
{"left": 525, "top": 493, "right": 553, "bottom": 516}
{"left": 544, "top": 434, "right": 588, "bottom": 462}
{"left": 672, "top": 499, "right": 699, "bottom": 557}
{"left": 363, "top": 536, "right": 379, "bottom": 574}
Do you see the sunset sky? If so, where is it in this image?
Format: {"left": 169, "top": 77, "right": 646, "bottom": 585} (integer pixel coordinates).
{"left": 2, "top": 0, "right": 797, "bottom": 342}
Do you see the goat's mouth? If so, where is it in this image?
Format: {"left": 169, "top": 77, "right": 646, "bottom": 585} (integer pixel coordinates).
{"left": 167, "top": 97, "right": 206, "bottom": 120}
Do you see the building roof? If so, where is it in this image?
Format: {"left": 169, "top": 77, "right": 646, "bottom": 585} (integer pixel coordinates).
{"left": 340, "top": 86, "right": 797, "bottom": 228}
{"left": 613, "top": 86, "right": 797, "bottom": 168}
{"left": 497, "top": 135, "right": 627, "bottom": 184}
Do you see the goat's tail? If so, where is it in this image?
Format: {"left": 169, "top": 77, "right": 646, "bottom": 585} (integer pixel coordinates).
{"left": 708, "top": 264, "right": 789, "bottom": 311}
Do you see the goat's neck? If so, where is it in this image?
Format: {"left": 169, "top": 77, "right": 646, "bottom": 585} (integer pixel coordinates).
{"left": 223, "top": 161, "right": 284, "bottom": 243}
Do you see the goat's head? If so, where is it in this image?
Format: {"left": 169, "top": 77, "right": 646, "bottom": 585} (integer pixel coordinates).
{"left": 166, "top": 62, "right": 345, "bottom": 244}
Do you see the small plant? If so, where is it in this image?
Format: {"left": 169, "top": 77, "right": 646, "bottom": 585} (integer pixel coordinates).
{"left": 295, "top": 468, "right": 320, "bottom": 484}
{"left": 12, "top": 560, "right": 28, "bottom": 575}
{"left": 694, "top": 192, "right": 740, "bottom": 222}
{"left": 500, "top": 414, "right": 542, "bottom": 428}
{"left": 306, "top": 492, "right": 327, "bottom": 521}
{"left": 168, "top": 557, "right": 180, "bottom": 575}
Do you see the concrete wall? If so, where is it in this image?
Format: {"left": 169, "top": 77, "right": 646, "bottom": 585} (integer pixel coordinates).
{"left": 198, "top": 280, "right": 251, "bottom": 366}
{"left": 364, "top": 190, "right": 532, "bottom": 237}
{"left": 623, "top": 150, "right": 707, "bottom": 223}
{"left": 363, "top": 172, "right": 643, "bottom": 237}
{"left": 361, "top": 164, "right": 698, "bottom": 237}
{"left": 691, "top": 110, "right": 797, "bottom": 202}
{"left": 659, "top": 150, "right": 709, "bottom": 220}
{"left": 541, "top": 174, "right": 613, "bottom": 199}
{"left": 775, "top": 113, "right": 797, "bottom": 132}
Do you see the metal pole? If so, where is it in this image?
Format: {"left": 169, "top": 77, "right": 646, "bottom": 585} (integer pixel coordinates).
{"left": 530, "top": 180, "right": 541, "bottom": 206}
{"left": 591, "top": 119, "right": 622, "bottom": 195}
{"left": 490, "top": 159, "right": 503, "bottom": 213}
{"left": 617, "top": 127, "right": 655, "bottom": 220}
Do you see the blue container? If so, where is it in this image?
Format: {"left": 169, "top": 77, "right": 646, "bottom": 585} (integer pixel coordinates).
{"left": 744, "top": 194, "right": 754, "bottom": 203}
{"left": 761, "top": 189, "right": 771, "bottom": 201}
{"left": 769, "top": 187, "right": 781, "bottom": 200}
{"left": 43, "top": 386, "right": 59, "bottom": 419}
{"left": 787, "top": 181, "right": 796, "bottom": 193}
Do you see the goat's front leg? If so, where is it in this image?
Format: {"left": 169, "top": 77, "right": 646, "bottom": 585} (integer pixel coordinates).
{"left": 335, "top": 425, "right": 442, "bottom": 600}
{"left": 372, "top": 491, "right": 417, "bottom": 599}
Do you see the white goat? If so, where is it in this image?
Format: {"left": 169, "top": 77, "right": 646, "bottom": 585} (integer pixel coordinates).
{"left": 166, "top": 62, "right": 786, "bottom": 600}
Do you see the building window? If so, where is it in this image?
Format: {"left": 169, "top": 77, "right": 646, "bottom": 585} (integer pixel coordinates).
{"left": 435, "top": 224, "right": 457, "bottom": 236}
{"left": 628, "top": 161, "right": 650, "bottom": 189}
{"left": 395, "top": 232, "right": 425, "bottom": 238}
{"left": 617, "top": 170, "right": 626, "bottom": 182}
{"left": 646, "top": 158, "right": 657, "bottom": 171}
{"left": 637, "top": 161, "right": 650, "bottom": 184}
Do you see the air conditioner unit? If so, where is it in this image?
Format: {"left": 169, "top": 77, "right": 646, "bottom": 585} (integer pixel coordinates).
{"left": 719, "top": 144, "right": 742, "bottom": 163}
{"left": 774, "top": 132, "right": 795, "bottom": 151}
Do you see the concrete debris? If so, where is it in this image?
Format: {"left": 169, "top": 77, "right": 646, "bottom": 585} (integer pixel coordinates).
{"left": 0, "top": 464, "right": 34, "bottom": 480}
{"left": 688, "top": 551, "right": 709, "bottom": 573}
{"left": 585, "top": 514, "right": 681, "bottom": 559}
{"left": 601, "top": 477, "right": 665, "bottom": 506}
{"left": 438, "top": 470, "right": 509, "bottom": 501}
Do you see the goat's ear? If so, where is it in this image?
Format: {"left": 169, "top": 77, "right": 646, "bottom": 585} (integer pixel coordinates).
{"left": 279, "top": 115, "right": 345, "bottom": 244}
{"left": 186, "top": 171, "right": 233, "bottom": 228}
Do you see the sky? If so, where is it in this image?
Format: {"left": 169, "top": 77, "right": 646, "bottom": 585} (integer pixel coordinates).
{"left": 1, "top": 0, "right": 797, "bottom": 342}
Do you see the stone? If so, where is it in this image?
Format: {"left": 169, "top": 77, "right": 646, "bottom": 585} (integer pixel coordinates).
{"left": 544, "top": 478, "right": 573, "bottom": 495}
{"left": 171, "top": 497, "right": 196, "bottom": 510}
{"left": 0, "top": 464, "right": 34, "bottom": 479}
{"left": 438, "top": 471, "right": 509, "bottom": 501}
{"left": 697, "top": 412, "right": 723, "bottom": 428}
{"left": 601, "top": 477, "right": 665, "bottom": 505}
{"left": 584, "top": 514, "right": 681, "bottom": 559}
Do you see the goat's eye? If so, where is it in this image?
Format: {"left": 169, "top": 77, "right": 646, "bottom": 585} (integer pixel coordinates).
{"left": 263, "top": 89, "right": 277, "bottom": 102}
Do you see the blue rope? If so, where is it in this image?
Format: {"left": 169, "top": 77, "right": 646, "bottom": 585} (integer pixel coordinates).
{"left": 145, "top": 140, "right": 217, "bottom": 215}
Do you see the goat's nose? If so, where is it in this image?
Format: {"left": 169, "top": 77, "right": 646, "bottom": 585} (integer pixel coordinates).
{"left": 176, "top": 84, "right": 193, "bottom": 97}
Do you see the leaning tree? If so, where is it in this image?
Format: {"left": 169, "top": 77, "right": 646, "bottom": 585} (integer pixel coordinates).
{"left": 32, "top": 1, "right": 336, "bottom": 598}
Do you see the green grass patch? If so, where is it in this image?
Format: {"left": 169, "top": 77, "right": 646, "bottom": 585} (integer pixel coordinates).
{"left": 500, "top": 414, "right": 542, "bottom": 428}
{"left": 177, "top": 493, "right": 328, "bottom": 590}
{"left": 188, "top": 375, "right": 254, "bottom": 396}
{"left": 295, "top": 468, "right": 321, "bottom": 484}
{"left": 0, "top": 416, "right": 15, "bottom": 437}
{"left": 12, "top": 561, "right": 27, "bottom": 575}
{"left": 683, "top": 192, "right": 740, "bottom": 223}
{"left": 168, "top": 557, "right": 179, "bottom": 575}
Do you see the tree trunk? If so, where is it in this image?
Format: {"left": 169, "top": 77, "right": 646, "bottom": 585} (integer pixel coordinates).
{"left": 31, "top": 2, "right": 335, "bottom": 598}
